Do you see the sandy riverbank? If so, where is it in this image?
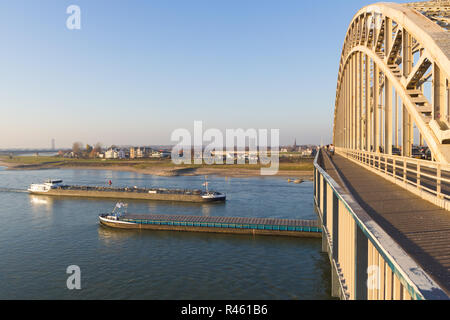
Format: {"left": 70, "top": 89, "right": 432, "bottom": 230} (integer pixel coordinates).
{"left": 69, "top": 165, "right": 313, "bottom": 179}
{"left": 0, "top": 161, "right": 313, "bottom": 179}
{"left": 0, "top": 161, "right": 13, "bottom": 168}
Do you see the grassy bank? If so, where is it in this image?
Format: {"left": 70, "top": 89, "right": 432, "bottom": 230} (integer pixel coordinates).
{"left": 0, "top": 155, "right": 314, "bottom": 178}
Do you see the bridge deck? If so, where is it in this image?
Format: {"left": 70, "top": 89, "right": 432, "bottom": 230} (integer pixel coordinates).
{"left": 323, "top": 152, "right": 450, "bottom": 294}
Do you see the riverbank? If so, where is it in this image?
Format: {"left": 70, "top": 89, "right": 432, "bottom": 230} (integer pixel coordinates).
{"left": 0, "top": 157, "right": 313, "bottom": 179}
{"left": 64, "top": 165, "right": 313, "bottom": 179}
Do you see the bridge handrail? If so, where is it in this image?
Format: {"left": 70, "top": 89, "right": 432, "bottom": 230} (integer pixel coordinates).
{"left": 336, "top": 147, "right": 450, "bottom": 208}
{"left": 338, "top": 148, "right": 450, "bottom": 170}
{"left": 314, "top": 148, "right": 449, "bottom": 300}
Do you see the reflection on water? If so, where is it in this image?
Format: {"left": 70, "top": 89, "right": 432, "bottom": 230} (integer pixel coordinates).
{"left": 29, "top": 195, "right": 54, "bottom": 217}
{"left": 30, "top": 195, "right": 52, "bottom": 205}
{"left": 201, "top": 205, "right": 211, "bottom": 217}
{"left": 97, "top": 224, "right": 138, "bottom": 243}
{"left": 0, "top": 168, "right": 331, "bottom": 299}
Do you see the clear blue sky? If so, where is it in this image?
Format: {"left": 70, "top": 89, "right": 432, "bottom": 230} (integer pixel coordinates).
{"left": 0, "top": 0, "right": 411, "bottom": 149}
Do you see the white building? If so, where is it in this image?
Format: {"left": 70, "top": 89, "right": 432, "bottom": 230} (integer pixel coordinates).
{"left": 301, "top": 148, "right": 312, "bottom": 156}
{"left": 105, "top": 149, "right": 118, "bottom": 159}
{"left": 151, "top": 151, "right": 171, "bottom": 158}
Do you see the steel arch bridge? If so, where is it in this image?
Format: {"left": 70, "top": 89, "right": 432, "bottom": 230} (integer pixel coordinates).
{"left": 333, "top": 0, "right": 450, "bottom": 163}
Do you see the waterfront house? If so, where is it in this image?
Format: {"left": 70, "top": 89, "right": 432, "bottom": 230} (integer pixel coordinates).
{"left": 151, "top": 150, "right": 171, "bottom": 158}
{"left": 118, "top": 149, "right": 126, "bottom": 159}
{"left": 105, "top": 148, "right": 118, "bottom": 159}
{"left": 129, "top": 147, "right": 136, "bottom": 159}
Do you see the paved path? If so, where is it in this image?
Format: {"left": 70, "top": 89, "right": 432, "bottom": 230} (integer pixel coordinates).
{"left": 322, "top": 152, "right": 450, "bottom": 294}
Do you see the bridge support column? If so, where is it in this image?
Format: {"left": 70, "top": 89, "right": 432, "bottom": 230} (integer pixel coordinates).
{"left": 402, "top": 106, "right": 412, "bottom": 157}
{"left": 355, "top": 53, "right": 360, "bottom": 150}
{"left": 365, "top": 55, "right": 371, "bottom": 151}
{"left": 394, "top": 90, "right": 398, "bottom": 147}
{"left": 331, "top": 263, "right": 341, "bottom": 298}
{"left": 355, "top": 225, "right": 368, "bottom": 300}
{"left": 402, "top": 29, "right": 413, "bottom": 157}
{"left": 403, "top": 29, "right": 412, "bottom": 76}
{"left": 320, "top": 175, "right": 327, "bottom": 253}
{"left": 331, "top": 192, "right": 340, "bottom": 298}
{"left": 319, "top": 174, "right": 323, "bottom": 213}
{"left": 345, "top": 67, "right": 348, "bottom": 148}
{"left": 353, "top": 54, "right": 357, "bottom": 150}
{"left": 313, "top": 167, "right": 317, "bottom": 200}
{"left": 433, "top": 63, "right": 447, "bottom": 122}
{"left": 350, "top": 57, "right": 355, "bottom": 149}
{"left": 385, "top": 76, "right": 392, "bottom": 154}
{"left": 321, "top": 231, "right": 328, "bottom": 253}
{"left": 348, "top": 60, "right": 352, "bottom": 149}
{"left": 373, "top": 62, "right": 380, "bottom": 152}
{"left": 384, "top": 17, "right": 392, "bottom": 155}
{"left": 316, "top": 168, "right": 321, "bottom": 208}
{"left": 359, "top": 52, "right": 363, "bottom": 150}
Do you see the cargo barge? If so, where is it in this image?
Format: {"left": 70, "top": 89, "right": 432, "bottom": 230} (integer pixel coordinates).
{"left": 27, "top": 179, "right": 226, "bottom": 203}
{"left": 98, "top": 203, "right": 321, "bottom": 238}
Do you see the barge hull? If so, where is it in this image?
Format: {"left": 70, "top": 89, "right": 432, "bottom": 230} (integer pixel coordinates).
{"left": 99, "top": 216, "right": 321, "bottom": 238}
{"left": 29, "top": 190, "right": 222, "bottom": 203}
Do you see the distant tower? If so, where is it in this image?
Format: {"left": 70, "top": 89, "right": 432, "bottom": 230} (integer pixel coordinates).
{"left": 51, "top": 138, "right": 55, "bottom": 151}
{"left": 293, "top": 138, "right": 297, "bottom": 151}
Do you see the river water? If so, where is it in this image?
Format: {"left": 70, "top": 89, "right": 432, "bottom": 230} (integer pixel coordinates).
{"left": 0, "top": 167, "right": 332, "bottom": 299}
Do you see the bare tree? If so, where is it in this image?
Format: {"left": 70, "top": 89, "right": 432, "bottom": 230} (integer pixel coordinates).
{"left": 93, "top": 142, "right": 103, "bottom": 153}
{"left": 72, "top": 142, "right": 83, "bottom": 156}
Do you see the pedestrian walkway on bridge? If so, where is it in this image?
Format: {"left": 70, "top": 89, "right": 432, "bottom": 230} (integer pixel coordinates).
{"left": 322, "top": 151, "right": 450, "bottom": 294}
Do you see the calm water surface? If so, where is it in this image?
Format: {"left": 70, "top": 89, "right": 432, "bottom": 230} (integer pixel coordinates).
{"left": 0, "top": 167, "right": 332, "bottom": 299}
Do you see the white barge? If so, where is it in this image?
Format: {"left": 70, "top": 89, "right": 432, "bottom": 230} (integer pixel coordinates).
{"left": 28, "top": 179, "right": 226, "bottom": 203}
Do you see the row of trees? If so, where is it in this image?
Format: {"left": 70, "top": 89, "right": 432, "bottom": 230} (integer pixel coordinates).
{"left": 72, "top": 142, "right": 103, "bottom": 158}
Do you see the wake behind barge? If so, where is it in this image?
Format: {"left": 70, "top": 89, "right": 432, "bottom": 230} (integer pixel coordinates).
{"left": 28, "top": 180, "right": 226, "bottom": 203}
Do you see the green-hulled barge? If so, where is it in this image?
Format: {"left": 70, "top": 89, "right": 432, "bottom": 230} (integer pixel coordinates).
{"left": 99, "top": 211, "right": 321, "bottom": 238}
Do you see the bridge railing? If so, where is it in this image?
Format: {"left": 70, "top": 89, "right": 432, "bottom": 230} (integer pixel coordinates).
{"left": 335, "top": 147, "right": 450, "bottom": 210}
{"left": 314, "top": 148, "right": 448, "bottom": 300}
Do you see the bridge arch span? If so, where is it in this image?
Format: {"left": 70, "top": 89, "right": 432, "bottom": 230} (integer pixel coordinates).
{"left": 333, "top": 1, "right": 450, "bottom": 163}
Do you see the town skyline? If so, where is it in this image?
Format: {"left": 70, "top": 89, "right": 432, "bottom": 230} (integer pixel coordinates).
{"left": 0, "top": 134, "right": 321, "bottom": 150}
{"left": 0, "top": 139, "right": 319, "bottom": 151}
